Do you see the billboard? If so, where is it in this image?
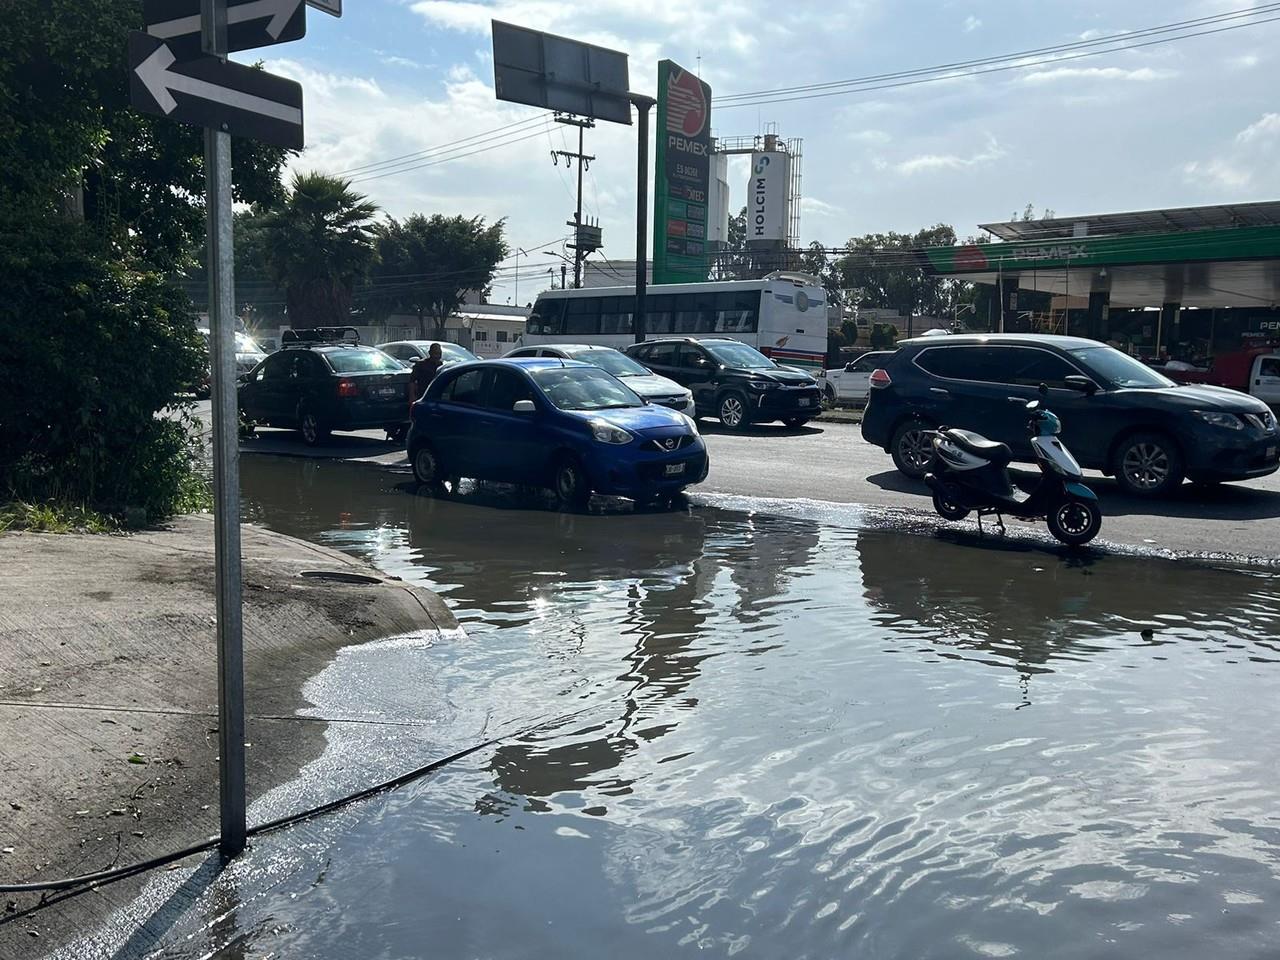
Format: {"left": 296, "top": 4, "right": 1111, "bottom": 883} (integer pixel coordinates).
{"left": 491, "top": 20, "right": 631, "bottom": 125}
{"left": 653, "top": 60, "right": 712, "bottom": 284}
{"left": 747, "top": 150, "right": 789, "bottom": 247}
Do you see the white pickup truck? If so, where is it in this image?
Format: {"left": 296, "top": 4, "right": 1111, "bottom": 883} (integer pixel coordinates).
{"left": 815, "top": 351, "right": 893, "bottom": 407}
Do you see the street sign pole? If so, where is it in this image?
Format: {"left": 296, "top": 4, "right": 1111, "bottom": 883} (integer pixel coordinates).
{"left": 631, "top": 94, "right": 655, "bottom": 344}
{"left": 202, "top": 0, "right": 247, "bottom": 862}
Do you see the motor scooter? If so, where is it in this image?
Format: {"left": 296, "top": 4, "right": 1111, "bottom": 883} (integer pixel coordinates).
{"left": 923, "top": 392, "right": 1102, "bottom": 546}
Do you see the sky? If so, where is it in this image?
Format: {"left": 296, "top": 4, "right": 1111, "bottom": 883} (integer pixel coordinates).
{"left": 253, "top": 0, "right": 1280, "bottom": 303}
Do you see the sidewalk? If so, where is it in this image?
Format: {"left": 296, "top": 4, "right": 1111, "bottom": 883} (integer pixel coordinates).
{"left": 0, "top": 515, "right": 455, "bottom": 955}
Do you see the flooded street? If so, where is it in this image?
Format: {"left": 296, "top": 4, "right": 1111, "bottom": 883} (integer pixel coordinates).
{"left": 83, "top": 457, "right": 1280, "bottom": 958}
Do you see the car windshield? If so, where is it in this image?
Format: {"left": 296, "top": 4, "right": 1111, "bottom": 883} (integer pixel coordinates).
{"left": 414, "top": 342, "right": 476, "bottom": 363}
{"left": 531, "top": 366, "right": 644, "bottom": 411}
{"left": 235, "top": 333, "right": 263, "bottom": 354}
{"left": 565, "top": 348, "right": 649, "bottom": 377}
{"left": 705, "top": 341, "right": 775, "bottom": 370}
{"left": 324, "top": 349, "right": 403, "bottom": 373}
{"left": 1068, "top": 346, "right": 1174, "bottom": 389}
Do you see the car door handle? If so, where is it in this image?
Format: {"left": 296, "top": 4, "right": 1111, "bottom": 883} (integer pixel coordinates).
{"left": 1007, "top": 396, "right": 1029, "bottom": 404}
{"left": 930, "top": 387, "right": 950, "bottom": 395}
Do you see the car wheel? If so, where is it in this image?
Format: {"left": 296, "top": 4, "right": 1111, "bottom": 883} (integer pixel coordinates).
{"left": 553, "top": 456, "right": 591, "bottom": 509}
{"left": 1113, "top": 432, "right": 1184, "bottom": 497}
{"left": 890, "top": 419, "right": 934, "bottom": 479}
{"left": 298, "top": 407, "right": 329, "bottom": 446}
{"left": 782, "top": 416, "right": 810, "bottom": 429}
{"left": 1047, "top": 498, "right": 1102, "bottom": 546}
{"left": 822, "top": 386, "right": 837, "bottom": 410}
{"left": 718, "top": 392, "right": 748, "bottom": 431}
{"left": 411, "top": 443, "right": 444, "bottom": 487}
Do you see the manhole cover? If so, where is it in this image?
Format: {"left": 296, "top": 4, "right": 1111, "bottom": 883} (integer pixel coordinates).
{"left": 299, "top": 570, "right": 382, "bottom": 586}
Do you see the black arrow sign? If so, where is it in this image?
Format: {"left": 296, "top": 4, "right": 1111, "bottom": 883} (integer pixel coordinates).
{"left": 128, "top": 31, "right": 304, "bottom": 149}
{"left": 144, "top": 0, "right": 306, "bottom": 58}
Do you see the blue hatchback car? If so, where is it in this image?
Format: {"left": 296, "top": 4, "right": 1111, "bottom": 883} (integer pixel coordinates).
{"left": 407, "top": 358, "right": 709, "bottom": 506}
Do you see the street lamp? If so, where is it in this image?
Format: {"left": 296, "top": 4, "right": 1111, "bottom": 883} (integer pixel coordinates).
{"left": 545, "top": 250, "right": 572, "bottom": 291}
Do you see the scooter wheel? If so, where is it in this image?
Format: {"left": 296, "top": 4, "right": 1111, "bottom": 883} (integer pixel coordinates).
{"left": 1048, "top": 499, "right": 1101, "bottom": 546}
{"left": 932, "top": 491, "right": 971, "bottom": 521}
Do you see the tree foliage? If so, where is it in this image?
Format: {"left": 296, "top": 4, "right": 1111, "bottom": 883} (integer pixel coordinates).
{"left": 259, "top": 172, "right": 381, "bottom": 327}
{"left": 0, "top": 0, "right": 290, "bottom": 271}
{"left": 369, "top": 214, "right": 509, "bottom": 338}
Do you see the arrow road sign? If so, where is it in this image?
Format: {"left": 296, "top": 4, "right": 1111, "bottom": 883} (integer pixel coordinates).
{"left": 144, "top": 0, "right": 306, "bottom": 57}
{"left": 128, "top": 31, "right": 304, "bottom": 149}
{"left": 306, "top": 0, "right": 341, "bottom": 16}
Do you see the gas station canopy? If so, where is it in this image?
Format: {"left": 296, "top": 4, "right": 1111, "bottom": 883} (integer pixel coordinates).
{"left": 920, "top": 200, "right": 1280, "bottom": 309}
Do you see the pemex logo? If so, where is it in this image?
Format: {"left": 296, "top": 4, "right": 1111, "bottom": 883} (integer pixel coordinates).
{"left": 665, "top": 67, "right": 707, "bottom": 137}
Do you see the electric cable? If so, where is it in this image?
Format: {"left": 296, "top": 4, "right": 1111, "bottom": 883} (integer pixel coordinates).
{"left": 332, "top": 116, "right": 548, "bottom": 177}
{"left": 0, "top": 701, "right": 605, "bottom": 896}
{"left": 348, "top": 124, "right": 552, "bottom": 184}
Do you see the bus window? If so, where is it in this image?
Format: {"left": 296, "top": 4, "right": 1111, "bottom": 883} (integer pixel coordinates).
{"left": 530, "top": 299, "right": 566, "bottom": 335}
{"left": 716, "top": 291, "right": 759, "bottom": 333}
{"left": 673, "top": 294, "right": 716, "bottom": 334}
{"left": 565, "top": 298, "right": 600, "bottom": 335}
{"left": 600, "top": 297, "right": 633, "bottom": 335}
{"left": 646, "top": 294, "right": 674, "bottom": 334}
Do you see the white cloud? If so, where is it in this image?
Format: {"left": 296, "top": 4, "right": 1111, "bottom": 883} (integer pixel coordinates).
{"left": 1236, "top": 113, "right": 1280, "bottom": 144}
{"left": 1184, "top": 112, "right": 1280, "bottom": 191}
{"left": 847, "top": 129, "right": 890, "bottom": 144}
{"left": 800, "top": 197, "right": 843, "bottom": 218}
{"left": 380, "top": 54, "right": 425, "bottom": 70}
{"left": 963, "top": 15, "right": 981, "bottom": 32}
{"left": 896, "top": 137, "right": 1005, "bottom": 175}
{"left": 1019, "top": 66, "right": 1174, "bottom": 85}
{"left": 1229, "top": 53, "right": 1260, "bottom": 70}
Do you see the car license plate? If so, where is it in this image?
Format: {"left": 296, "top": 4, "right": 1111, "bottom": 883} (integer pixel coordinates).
{"left": 798, "top": 397, "right": 812, "bottom": 407}
{"left": 664, "top": 462, "right": 686, "bottom": 477}
{"left": 375, "top": 386, "right": 399, "bottom": 398}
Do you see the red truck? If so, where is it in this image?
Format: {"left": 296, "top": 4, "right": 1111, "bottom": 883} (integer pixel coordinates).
{"left": 1160, "top": 343, "right": 1280, "bottom": 411}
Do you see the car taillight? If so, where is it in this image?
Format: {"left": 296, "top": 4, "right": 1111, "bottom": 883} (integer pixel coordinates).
{"left": 337, "top": 379, "right": 359, "bottom": 398}
{"left": 869, "top": 368, "right": 892, "bottom": 388}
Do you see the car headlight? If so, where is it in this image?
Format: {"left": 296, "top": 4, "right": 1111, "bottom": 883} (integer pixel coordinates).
{"left": 1193, "top": 411, "right": 1244, "bottom": 430}
{"left": 680, "top": 413, "right": 700, "bottom": 435}
{"left": 590, "top": 420, "right": 634, "bottom": 444}
{"left": 747, "top": 381, "right": 778, "bottom": 391}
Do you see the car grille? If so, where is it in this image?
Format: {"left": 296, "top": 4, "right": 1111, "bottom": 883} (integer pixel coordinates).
{"left": 645, "top": 435, "right": 696, "bottom": 453}
{"left": 1245, "top": 412, "right": 1276, "bottom": 432}
{"left": 651, "top": 395, "right": 689, "bottom": 408}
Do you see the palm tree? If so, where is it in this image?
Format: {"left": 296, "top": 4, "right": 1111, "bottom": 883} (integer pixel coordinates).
{"left": 260, "top": 172, "right": 379, "bottom": 327}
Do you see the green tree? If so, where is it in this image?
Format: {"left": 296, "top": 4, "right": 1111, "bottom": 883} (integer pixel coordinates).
{"left": 828, "top": 224, "right": 963, "bottom": 320}
{"left": 368, "top": 214, "right": 508, "bottom": 338}
{"left": 260, "top": 172, "right": 380, "bottom": 327}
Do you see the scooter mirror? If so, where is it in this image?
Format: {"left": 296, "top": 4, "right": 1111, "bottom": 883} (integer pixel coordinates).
{"left": 1025, "top": 399, "right": 1042, "bottom": 411}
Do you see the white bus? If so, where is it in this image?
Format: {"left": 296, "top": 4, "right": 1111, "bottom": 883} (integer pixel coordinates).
{"left": 521, "top": 273, "right": 829, "bottom": 371}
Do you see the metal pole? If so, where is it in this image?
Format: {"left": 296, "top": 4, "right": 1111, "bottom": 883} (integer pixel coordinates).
{"left": 514, "top": 248, "right": 519, "bottom": 307}
{"left": 631, "top": 95, "right": 655, "bottom": 345}
{"left": 574, "top": 124, "right": 584, "bottom": 289}
{"left": 202, "top": 0, "right": 246, "bottom": 862}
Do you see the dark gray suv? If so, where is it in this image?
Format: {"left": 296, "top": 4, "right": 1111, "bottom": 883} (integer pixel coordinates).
{"left": 861, "top": 334, "right": 1279, "bottom": 497}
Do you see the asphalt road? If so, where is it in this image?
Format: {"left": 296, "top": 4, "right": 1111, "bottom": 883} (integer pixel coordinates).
{"left": 195, "top": 402, "right": 1280, "bottom": 562}
{"left": 699, "top": 420, "right": 1280, "bottom": 562}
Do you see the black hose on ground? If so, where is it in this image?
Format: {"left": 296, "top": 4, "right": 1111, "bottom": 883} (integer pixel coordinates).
{"left": 0, "top": 704, "right": 595, "bottom": 896}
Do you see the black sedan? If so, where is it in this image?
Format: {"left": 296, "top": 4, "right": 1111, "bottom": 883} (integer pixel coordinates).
{"left": 239, "top": 344, "right": 410, "bottom": 445}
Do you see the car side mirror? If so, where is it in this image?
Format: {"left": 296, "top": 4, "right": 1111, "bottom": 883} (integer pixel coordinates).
{"left": 1064, "top": 375, "right": 1099, "bottom": 395}
{"left": 694, "top": 357, "right": 709, "bottom": 367}
{"left": 513, "top": 399, "right": 536, "bottom": 414}
{"left": 1038, "top": 382, "right": 1050, "bottom": 397}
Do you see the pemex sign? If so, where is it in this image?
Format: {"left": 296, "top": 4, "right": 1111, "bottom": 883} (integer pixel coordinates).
{"left": 653, "top": 60, "right": 712, "bottom": 284}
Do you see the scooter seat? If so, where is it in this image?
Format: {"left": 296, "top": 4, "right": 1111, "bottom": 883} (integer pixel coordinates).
{"left": 942, "top": 428, "right": 1013, "bottom": 466}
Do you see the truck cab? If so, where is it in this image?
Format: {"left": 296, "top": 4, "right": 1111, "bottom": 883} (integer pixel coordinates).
{"left": 1162, "top": 345, "right": 1280, "bottom": 411}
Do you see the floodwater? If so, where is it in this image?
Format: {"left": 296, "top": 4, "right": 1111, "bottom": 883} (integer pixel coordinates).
{"left": 76, "top": 457, "right": 1280, "bottom": 958}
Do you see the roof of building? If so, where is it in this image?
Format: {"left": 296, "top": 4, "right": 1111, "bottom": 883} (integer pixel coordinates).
{"left": 980, "top": 200, "right": 1280, "bottom": 241}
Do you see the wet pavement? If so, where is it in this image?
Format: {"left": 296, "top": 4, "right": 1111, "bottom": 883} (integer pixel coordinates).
{"left": 61, "top": 456, "right": 1280, "bottom": 958}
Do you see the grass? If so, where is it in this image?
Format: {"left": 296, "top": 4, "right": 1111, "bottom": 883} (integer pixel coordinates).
{"left": 0, "top": 500, "right": 117, "bottom": 534}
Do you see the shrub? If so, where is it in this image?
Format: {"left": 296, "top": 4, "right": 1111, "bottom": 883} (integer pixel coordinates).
{"left": 0, "top": 217, "right": 209, "bottom": 523}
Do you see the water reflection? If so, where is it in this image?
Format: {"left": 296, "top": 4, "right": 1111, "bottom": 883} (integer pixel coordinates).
{"left": 857, "top": 527, "right": 1280, "bottom": 676}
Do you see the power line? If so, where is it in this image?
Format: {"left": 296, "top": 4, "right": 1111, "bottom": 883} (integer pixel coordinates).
{"left": 332, "top": 116, "right": 547, "bottom": 177}
{"left": 715, "top": 4, "right": 1280, "bottom": 109}
{"left": 349, "top": 124, "right": 552, "bottom": 183}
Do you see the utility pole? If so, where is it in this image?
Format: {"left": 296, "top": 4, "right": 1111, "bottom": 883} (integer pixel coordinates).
{"left": 200, "top": 0, "right": 246, "bottom": 862}
{"left": 552, "top": 113, "right": 596, "bottom": 288}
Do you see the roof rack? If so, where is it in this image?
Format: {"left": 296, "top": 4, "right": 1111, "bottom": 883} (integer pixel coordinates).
{"left": 282, "top": 326, "right": 360, "bottom": 347}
